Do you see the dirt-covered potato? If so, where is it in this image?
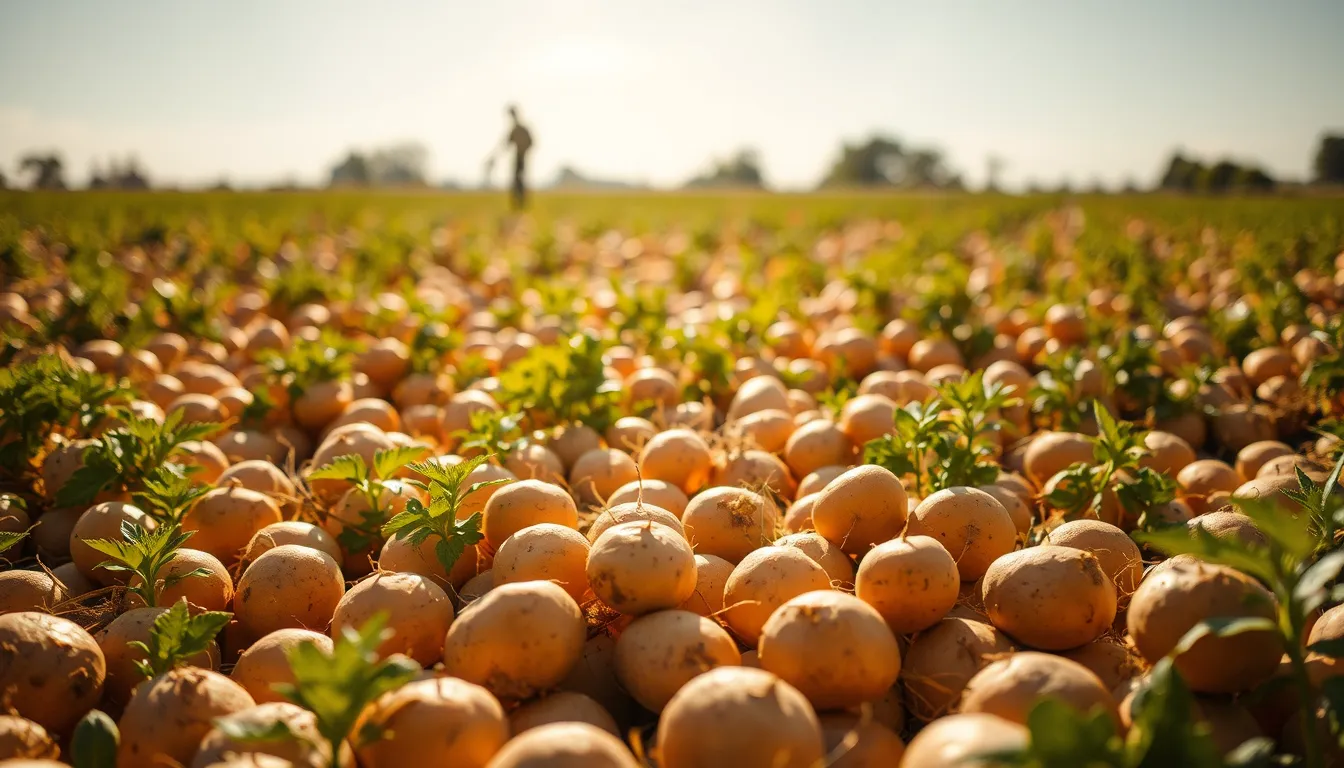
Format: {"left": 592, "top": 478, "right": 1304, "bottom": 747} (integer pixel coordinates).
{"left": 483, "top": 479, "right": 579, "bottom": 552}
{"left": 614, "top": 609, "right": 741, "bottom": 712}
{"left": 0, "top": 612, "right": 105, "bottom": 734}
{"left": 901, "top": 616, "right": 1013, "bottom": 721}
{"left": 355, "top": 677, "right": 507, "bottom": 768}
{"left": 190, "top": 702, "right": 340, "bottom": 768}
{"left": 331, "top": 571, "right": 454, "bottom": 664}
{"left": 678, "top": 553, "right": 734, "bottom": 617}
{"left": 586, "top": 521, "right": 696, "bottom": 615}
{"left": 117, "top": 667, "right": 255, "bottom": 768}
{"left": 70, "top": 501, "right": 158, "bottom": 585}
{"left": 811, "top": 465, "right": 908, "bottom": 556}
{"left": 182, "top": 486, "right": 284, "bottom": 567}
{"left": 488, "top": 722, "right": 639, "bottom": 768}
{"left": 758, "top": 590, "right": 900, "bottom": 710}
{"left": 442, "top": 581, "right": 586, "bottom": 701}
{"left": 681, "top": 486, "right": 779, "bottom": 563}
{"left": 855, "top": 535, "right": 959, "bottom": 634}
{"left": 981, "top": 546, "right": 1117, "bottom": 650}
{"left": 97, "top": 607, "right": 219, "bottom": 708}
{"left": 509, "top": 691, "right": 619, "bottom": 737}
{"left": 0, "top": 571, "right": 67, "bottom": 615}
{"left": 721, "top": 546, "right": 832, "bottom": 647}
{"left": 960, "top": 651, "right": 1119, "bottom": 725}
{"left": 907, "top": 487, "right": 1016, "bottom": 581}
{"left": 1046, "top": 519, "right": 1143, "bottom": 606}
{"left": 1127, "top": 559, "right": 1281, "bottom": 693}
{"left": 775, "top": 530, "right": 855, "bottom": 587}
{"left": 0, "top": 715, "right": 58, "bottom": 761}
{"left": 493, "top": 523, "right": 591, "bottom": 601}
{"left": 656, "top": 667, "right": 824, "bottom": 768}
{"left": 230, "top": 628, "right": 334, "bottom": 704}
{"left": 234, "top": 544, "right": 346, "bottom": 641}
{"left": 901, "top": 712, "right": 1028, "bottom": 768}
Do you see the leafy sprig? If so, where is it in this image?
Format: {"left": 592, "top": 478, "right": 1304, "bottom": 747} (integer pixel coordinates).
{"left": 1042, "top": 401, "right": 1175, "bottom": 526}
{"left": 496, "top": 333, "right": 621, "bottom": 432}
{"left": 83, "top": 520, "right": 208, "bottom": 608}
{"left": 0, "top": 355, "right": 128, "bottom": 478}
{"left": 309, "top": 445, "right": 429, "bottom": 553}
{"left": 132, "top": 465, "right": 211, "bottom": 527}
{"left": 57, "top": 409, "right": 220, "bottom": 507}
{"left": 381, "top": 453, "right": 505, "bottom": 574}
{"left": 127, "top": 598, "right": 231, "bottom": 679}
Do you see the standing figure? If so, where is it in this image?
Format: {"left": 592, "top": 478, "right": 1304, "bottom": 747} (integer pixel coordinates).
{"left": 501, "top": 105, "right": 533, "bottom": 210}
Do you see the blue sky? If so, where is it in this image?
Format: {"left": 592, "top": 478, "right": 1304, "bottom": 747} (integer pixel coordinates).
{"left": 2, "top": 0, "right": 1341, "bottom": 189}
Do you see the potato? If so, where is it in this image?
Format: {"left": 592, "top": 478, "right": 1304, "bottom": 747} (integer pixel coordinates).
{"left": 355, "top": 677, "right": 507, "bottom": 768}
{"left": 461, "top": 570, "right": 496, "bottom": 603}
{"left": 218, "top": 460, "right": 298, "bottom": 509}
{"left": 615, "top": 609, "right": 741, "bottom": 712}
{"left": 183, "top": 486, "right": 284, "bottom": 568}
{"left": 70, "top": 501, "right": 158, "bottom": 585}
{"left": 758, "top": 590, "right": 900, "bottom": 710}
{"left": 901, "top": 712, "right": 1027, "bottom": 767}
{"left": 98, "top": 606, "right": 219, "bottom": 707}
{"left": 1127, "top": 559, "right": 1281, "bottom": 693}
{"left": 493, "top": 523, "right": 590, "bottom": 602}
{"left": 509, "top": 691, "right": 619, "bottom": 737}
{"left": 488, "top": 722, "right": 638, "bottom": 768}
{"left": 1187, "top": 510, "right": 1267, "bottom": 547}
{"left": 175, "top": 440, "right": 232, "bottom": 485}
{"left": 190, "top": 701, "right": 339, "bottom": 768}
{"left": 977, "top": 483, "right": 1033, "bottom": 539}
{"left": 838, "top": 394, "right": 898, "bottom": 448}
{"left": 605, "top": 478, "right": 689, "bottom": 517}
{"left": 960, "top": 651, "right": 1118, "bottom": 725}
{"left": 0, "top": 571, "right": 67, "bottom": 615}
{"left": 818, "top": 714, "right": 906, "bottom": 768}
{"left": 501, "top": 442, "right": 565, "bottom": 484}
{"left": 569, "top": 448, "right": 640, "bottom": 506}
{"left": 726, "top": 408, "right": 794, "bottom": 454}
{"left": 783, "top": 493, "right": 820, "bottom": 532}
{"left": 1140, "top": 430, "right": 1196, "bottom": 475}
{"left": 811, "top": 465, "right": 908, "bottom": 557}
{"left": 638, "top": 428, "right": 713, "bottom": 494}
{"left": 1022, "top": 431, "right": 1093, "bottom": 487}
{"left": 547, "top": 423, "right": 603, "bottom": 472}
{"left": 1059, "top": 638, "right": 1144, "bottom": 693}
{"left": 907, "top": 487, "right": 1016, "bottom": 581}
{"left": 855, "top": 535, "right": 959, "bottom": 634}
{"left": 656, "top": 666, "right": 824, "bottom": 768}
{"left": 586, "top": 501, "right": 685, "bottom": 543}
{"left": 117, "top": 667, "right": 255, "bottom": 768}
{"left": 1176, "top": 459, "right": 1242, "bottom": 515}
{"left": 50, "top": 562, "right": 96, "bottom": 599}
{"left": 0, "top": 715, "right": 57, "bottom": 761}
{"left": 128, "top": 547, "right": 233, "bottom": 612}
{"left": 325, "top": 479, "right": 424, "bottom": 574}
{"left": 483, "top": 479, "right": 579, "bottom": 552}
{"left": 442, "top": 581, "right": 586, "bottom": 701}
{"left": 783, "top": 419, "right": 855, "bottom": 479}
{"left": 710, "top": 449, "right": 797, "bottom": 498}
{"left": 307, "top": 427, "right": 394, "bottom": 503}
{"left": 244, "top": 521, "right": 342, "bottom": 566}
{"left": 902, "top": 617, "right": 1013, "bottom": 721}
{"left": 235, "top": 544, "right": 346, "bottom": 641}
{"left": 981, "top": 546, "right": 1116, "bottom": 650}
{"left": 1046, "top": 519, "right": 1143, "bottom": 606}
{"left": 721, "top": 546, "right": 831, "bottom": 647}
{"left": 0, "top": 612, "right": 105, "bottom": 733}
{"left": 587, "top": 521, "right": 696, "bottom": 615}
{"left": 727, "top": 376, "right": 791, "bottom": 421}
{"left": 775, "top": 530, "right": 855, "bottom": 587}
{"left": 1232, "top": 474, "right": 1301, "bottom": 512}
{"left": 1234, "top": 440, "right": 1295, "bottom": 481}
{"left": 681, "top": 486, "right": 779, "bottom": 563}
{"left": 558, "top": 635, "right": 639, "bottom": 728}
{"left": 378, "top": 534, "right": 480, "bottom": 591}
{"left": 605, "top": 416, "right": 658, "bottom": 453}
{"left": 332, "top": 571, "right": 453, "bottom": 664}
{"left": 231, "top": 628, "right": 334, "bottom": 704}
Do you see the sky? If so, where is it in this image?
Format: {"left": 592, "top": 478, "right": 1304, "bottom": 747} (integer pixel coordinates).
{"left": 2, "top": 0, "right": 1342, "bottom": 191}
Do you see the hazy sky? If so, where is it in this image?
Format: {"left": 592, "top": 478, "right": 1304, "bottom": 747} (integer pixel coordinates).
{"left": 2, "top": 0, "right": 1342, "bottom": 190}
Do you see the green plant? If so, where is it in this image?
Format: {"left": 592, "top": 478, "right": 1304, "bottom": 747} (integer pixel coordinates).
{"left": 127, "top": 598, "right": 232, "bottom": 679}
{"left": 381, "top": 453, "right": 507, "bottom": 574}
{"left": 132, "top": 465, "right": 211, "bottom": 527}
{"left": 0, "top": 355, "right": 127, "bottom": 478}
{"left": 496, "top": 333, "right": 620, "bottom": 432}
{"left": 57, "top": 409, "right": 220, "bottom": 507}
{"left": 307, "top": 445, "right": 430, "bottom": 554}
{"left": 257, "top": 332, "right": 358, "bottom": 402}
{"left": 83, "top": 520, "right": 209, "bottom": 608}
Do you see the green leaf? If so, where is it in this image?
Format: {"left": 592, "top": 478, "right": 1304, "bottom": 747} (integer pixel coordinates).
{"left": 1170, "top": 616, "right": 1278, "bottom": 657}
{"left": 70, "top": 709, "right": 119, "bottom": 768}
{"left": 1133, "top": 525, "right": 1277, "bottom": 585}
{"left": 1123, "top": 658, "right": 1224, "bottom": 768}
{"left": 213, "top": 715, "right": 297, "bottom": 743}
{"left": 131, "top": 599, "right": 233, "bottom": 679}
{"left": 0, "top": 529, "right": 29, "bottom": 555}
{"left": 1297, "top": 550, "right": 1344, "bottom": 614}
{"left": 372, "top": 445, "right": 430, "bottom": 481}
{"left": 309, "top": 454, "right": 370, "bottom": 483}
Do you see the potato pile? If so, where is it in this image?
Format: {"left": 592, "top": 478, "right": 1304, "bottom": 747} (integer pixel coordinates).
{"left": 2, "top": 199, "right": 1343, "bottom": 767}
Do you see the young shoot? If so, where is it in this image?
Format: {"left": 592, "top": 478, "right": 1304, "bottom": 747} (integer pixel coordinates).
{"left": 308, "top": 444, "right": 429, "bottom": 554}
{"left": 127, "top": 598, "right": 232, "bottom": 680}
{"left": 381, "top": 453, "right": 508, "bottom": 574}
{"left": 83, "top": 520, "right": 209, "bottom": 608}
{"left": 57, "top": 409, "right": 221, "bottom": 508}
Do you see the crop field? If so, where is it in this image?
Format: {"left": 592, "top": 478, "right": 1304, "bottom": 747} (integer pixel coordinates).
{"left": 5, "top": 189, "right": 1344, "bottom": 767}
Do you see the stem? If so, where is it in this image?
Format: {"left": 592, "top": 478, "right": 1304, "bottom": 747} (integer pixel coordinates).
{"left": 328, "top": 737, "right": 343, "bottom": 768}
{"left": 1281, "top": 573, "right": 1325, "bottom": 768}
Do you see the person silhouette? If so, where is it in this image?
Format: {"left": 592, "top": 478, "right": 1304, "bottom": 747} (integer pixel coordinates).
{"left": 501, "top": 105, "right": 533, "bottom": 210}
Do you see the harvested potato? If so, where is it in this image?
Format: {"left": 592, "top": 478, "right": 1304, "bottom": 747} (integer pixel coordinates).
{"left": 960, "top": 651, "right": 1119, "bottom": 725}
{"left": 117, "top": 667, "right": 255, "bottom": 768}
{"left": 907, "top": 487, "right": 1016, "bottom": 581}
{"left": 678, "top": 553, "right": 734, "bottom": 617}
{"left": 758, "top": 590, "right": 900, "bottom": 710}
{"left": 656, "top": 667, "right": 824, "bottom": 768}
{"left": 1059, "top": 638, "right": 1144, "bottom": 693}
{"left": 355, "top": 677, "right": 507, "bottom": 768}
{"left": 638, "top": 428, "right": 714, "bottom": 493}
{"left": 775, "top": 531, "right": 855, "bottom": 587}
{"left": 586, "top": 501, "right": 685, "bottom": 543}
{"left": 605, "top": 478, "right": 689, "bottom": 517}
{"left": 493, "top": 523, "right": 591, "bottom": 602}
{"left": 97, "top": 607, "right": 218, "bottom": 708}
{"left": 558, "top": 635, "right": 640, "bottom": 729}
{"left": 1176, "top": 459, "right": 1243, "bottom": 515}
{"left": 710, "top": 448, "right": 797, "bottom": 498}
{"left": 1235, "top": 440, "right": 1295, "bottom": 481}
{"left": 1187, "top": 510, "right": 1267, "bottom": 547}
{"left": 855, "top": 535, "right": 959, "bottom": 634}
{"left": 977, "top": 483, "right": 1033, "bottom": 539}
{"left": 681, "top": 486, "right": 779, "bottom": 563}
{"left": 1046, "top": 519, "right": 1143, "bottom": 606}
{"left": 818, "top": 714, "right": 906, "bottom": 768}
{"left": 0, "top": 715, "right": 58, "bottom": 761}
{"left": 378, "top": 533, "right": 480, "bottom": 591}
{"left": 182, "top": 486, "right": 284, "bottom": 567}
{"left": 901, "top": 712, "right": 1028, "bottom": 768}
{"left": 811, "top": 465, "right": 908, "bottom": 557}
{"left": 70, "top": 501, "right": 157, "bottom": 585}
{"left": 1140, "top": 430, "right": 1196, "bottom": 475}
{"left": 243, "top": 521, "right": 342, "bottom": 566}
{"left": 488, "top": 722, "right": 638, "bottom": 768}
{"left": 1023, "top": 431, "right": 1093, "bottom": 487}
{"left": 0, "top": 612, "right": 105, "bottom": 733}
{"left": 131, "top": 548, "right": 233, "bottom": 612}
{"left": 331, "top": 571, "right": 454, "bottom": 664}
{"left": 901, "top": 617, "right": 1013, "bottom": 721}
{"left": 234, "top": 544, "right": 346, "bottom": 641}
{"left": 783, "top": 419, "right": 855, "bottom": 479}
{"left": 981, "top": 546, "right": 1116, "bottom": 650}
{"left": 721, "top": 546, "right": 832, "bottom": 647}
{"left": 586, "top": 521, "right": 696, "bottom": 615}
{"left": 442, "top": 581, "right": 586, "bottom": 701}
{"left": 614, "top": 609, "right": 741, "bottom": 712}
{"left": 190, "top": 702, "right": 338, "bottom": 768}
{"left": 569, "top": 448, "right": 640, "bottom": 506}
{"left": 0, "top": 571, "right": 67, "bottom": 615}
{"left": 483, "top": 479, "right": 580, "bottom": 551}
{"left": 508, "top": 691, "right": 619, "bottom": 737}
{"left": 231, "top": 628, "right": 334, "bottom": 704}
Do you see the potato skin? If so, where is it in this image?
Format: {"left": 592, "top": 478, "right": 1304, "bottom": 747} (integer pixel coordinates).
{"left": 0, "top": 571, "right": 67, "bottom": 615}
{"left": 681, "top": 486, "right": 779, "bottom": 563}
{"left": 116, "top": 667, "right": 255, "bottom": 768}
{"left": 190, "top": 701, "right": 338, "bottom": 768}
{"left": 855, "top": 535, "right": 959, "bottom": 634}
{"left": 508, "top": 691, "right": 619, "bottom": 737}
{"left": 818, "top": 714, "right": 906, "bottom": 768}
{"left": 656, "top": 667, "right": 825, "bottom": 768}
{"left": 586, "top": 521, "right": 697, "bottom": 616}
{"left": 488, "top": 722, "right": 639, "bottom": 768}
{"left": 482, "top": 479, "right": 579, "bottom": 552}
{"left": 960, "top": 651, "right": 1119, "bottom": 726}
{"left": 442, "top": 581, "right": 586, "bottom": 701}
{"left": 586, "top": 501, "right": 685, "bottom": 543}
{"left": 331, "top": 571, "right": 454, "bottom": 664}
{"left": 638, "top": 428, "right": 714, "bottom": 494}
{"left": 678, "top": 553, "right": 734, "bottom": 617}
{"left": 1023, "top": 432, "right": 1093, "bottom": 487}
{"left": 183, "top": 486, "right": 284, "bottom": 567}
{"left": 0, "top": 612, "right": 105, "bottom": 734}
{"left": 907, "top": 487, "right": 1016, "bottom": 581}
{"left": 234, "top": 544, "right": 346, "bottom": 641}
{"left": 758, "top": 590, "right": 901, "bottom": 710}
{"left": 614, "top": 609, "right": 741, "bottom": 712}
{"left": 981, "top": 546, "right": 1117, "bottom": 651}
{"left": 231, "top": 628, "right": 334, "bottom": 704}
{"left": 722, "top": 546, "right": 832, "bottom": 647}
{"left": 811, "top": 465, "right": 908, "bottom": 557}
{"left": 97, "top": 607, "right": 218, "bottom": 708}
{"left": 493, "top": 523, "right": 591, "bottom": 602}
{"left": 1127, "top": 560, "right": 1281, "bottom": 693}
{"left": 901, "top": 617, "right": 1013, "bottom": 722}
{"left": 901, "top": 713, "right": 1027, "bottom": 768}
{"left": 70, "top": 501, "right": 158, "bottom": 585}
{"left": 1046, "top": 520, "right": 1143, "bottom": 606}
{"left": 0, "top": 715, "right": 58, "bottom": 761}
{"left": 355, "top": 677, "right": 508, "bottom": 768}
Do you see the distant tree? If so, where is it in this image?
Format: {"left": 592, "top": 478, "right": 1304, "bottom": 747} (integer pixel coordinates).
{"left": 329, "top": 143, "right": 429, "bottom": 187}
{"left": 19, "top": 153, "right": 65, "bottom": 190}
{"left": 819, "top": 135, "right": 959, "bottom": 189}
{"left": 685, "top": 148, "right": 766, "bottom": 189}
{"left": 1120, "top": 177, "right": 1140, "bottom": 194}
{"left": 0, "top": 169, "right": 7, "bottom": 189}
{"left": 1316, "top": 134, "right": 1344, "bottom": 184}
{"left": 330, "top": 151, "right": 371, "bottom": 187}
{"left": 1158, "top": 152, "right": 1203, "bottom": 191}
{"left": 985, "top": 155, "right": 1005, "bottom": 192}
